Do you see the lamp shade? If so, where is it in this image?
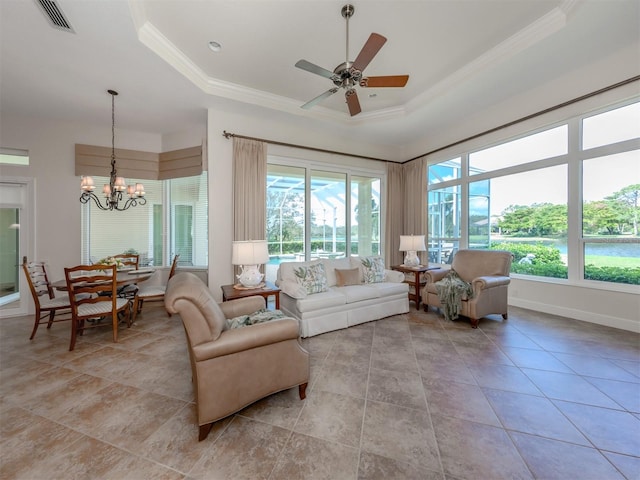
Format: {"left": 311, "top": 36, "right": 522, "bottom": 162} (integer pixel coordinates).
{"left": 232, "top": 240, "right": 269, "bottom": 265}
{"left": 399, "top": 235, "right": 426, "bottom": 252}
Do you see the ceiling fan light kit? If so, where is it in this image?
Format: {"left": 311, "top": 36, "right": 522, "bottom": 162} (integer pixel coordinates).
{"left": 295, "top": 4, "right": 409, "bottom": 117}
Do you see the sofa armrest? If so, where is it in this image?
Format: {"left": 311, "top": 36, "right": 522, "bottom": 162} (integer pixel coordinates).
{"left": 384, "top": 269, "right": 404, "bottom": 283}
{"left": 219, "top": 296, "right": 266, "bottom": 318}
{"left": 424, "top": 268, "right": 449, "bottom": 283}
{"left": 191, "top": 318, "right": 301, "bottom": 361}
{"left": 472, "top": 275, "right": 511, "bottom": 291}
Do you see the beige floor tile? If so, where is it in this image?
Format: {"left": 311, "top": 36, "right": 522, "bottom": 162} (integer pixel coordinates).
{"left": 2, "top": 303, "right": 639, "bottom": 479}
{"left": 294, "top": 390, "right": 365, "bottom": 447}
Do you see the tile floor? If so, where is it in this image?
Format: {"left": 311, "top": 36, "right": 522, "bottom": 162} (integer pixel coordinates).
{"left": 1, "top": 303, "right": 639, "bottom": 479}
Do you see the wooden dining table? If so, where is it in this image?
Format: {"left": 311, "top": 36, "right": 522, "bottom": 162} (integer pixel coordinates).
{"left": 52, "top": 269, "right": 155, "bottom": 291}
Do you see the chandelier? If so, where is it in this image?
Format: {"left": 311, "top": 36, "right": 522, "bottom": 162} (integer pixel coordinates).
{"left": 79, "top": 90, "right": 146, "bottom": 211}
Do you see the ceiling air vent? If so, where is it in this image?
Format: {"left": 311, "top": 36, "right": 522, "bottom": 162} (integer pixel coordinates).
{"left": 34, "top": 0, "right": 75, "bottom": 33}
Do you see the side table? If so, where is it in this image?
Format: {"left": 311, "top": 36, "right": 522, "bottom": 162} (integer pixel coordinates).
{"left": 390, "top": 264, "right": 439, "bottom": 309}
{"left": 221, "top": 281, "right": 281, "bottom": 310}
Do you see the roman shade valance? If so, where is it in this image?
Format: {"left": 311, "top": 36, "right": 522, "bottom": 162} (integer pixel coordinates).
{"left": 75, "top": 144, "right": 204, "bottom": 180}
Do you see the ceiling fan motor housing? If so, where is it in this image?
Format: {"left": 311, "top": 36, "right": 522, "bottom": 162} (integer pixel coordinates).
{"left": 331, "top": 62, "right": 362, "bottom": 88}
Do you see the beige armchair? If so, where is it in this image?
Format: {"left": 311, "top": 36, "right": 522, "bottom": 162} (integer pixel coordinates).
{"left": 421, "top": 249, "right": 512, "bottom": 328}
{"left": 164, "top": 272, "right": 310, "bottom": 441}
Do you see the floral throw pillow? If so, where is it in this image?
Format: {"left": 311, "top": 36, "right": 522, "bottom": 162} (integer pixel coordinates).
{"left": 360, "top": 256, "right": 386, "bottom": 283}
{"left": 294, "top": 262, "right": 328, "bottom": 294}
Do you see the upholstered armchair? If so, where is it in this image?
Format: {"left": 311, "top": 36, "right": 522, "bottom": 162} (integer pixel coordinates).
{"left": 421, "top": 249, "right": 512, "bottom": 328}
{"left": 164, "top": 272, "right": 309, "bottom": 441}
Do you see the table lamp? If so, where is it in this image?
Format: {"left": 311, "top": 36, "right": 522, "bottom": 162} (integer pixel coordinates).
{"left": 232, "top": 240, "right": 270, "bottom": 288}
{"left": 399, "top": 235, "right": 426, "bottom": 267}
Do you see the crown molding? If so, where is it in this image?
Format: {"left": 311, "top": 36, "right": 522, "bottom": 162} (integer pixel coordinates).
{"left": 129, "top": 0, "right": 579, "bottom": 125}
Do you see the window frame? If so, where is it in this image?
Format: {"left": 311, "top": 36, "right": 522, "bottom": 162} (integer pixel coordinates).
{"left": 426, "top": 98, "right": 640, "bottom": 293}
{"left": 267, "top": 153, "right": 386, "bottom": 261}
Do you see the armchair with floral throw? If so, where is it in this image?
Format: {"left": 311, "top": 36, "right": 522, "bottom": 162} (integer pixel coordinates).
{"left": 421, "top": 249, "right": 512, "bottom": 328}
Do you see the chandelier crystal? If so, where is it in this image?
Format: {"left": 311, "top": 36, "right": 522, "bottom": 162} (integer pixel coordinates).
{"left": 79, "top": 90, "right": 146, "bottom": 211}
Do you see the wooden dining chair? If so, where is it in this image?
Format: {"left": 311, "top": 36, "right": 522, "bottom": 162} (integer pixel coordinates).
{"left": 113, "top": 253, "right": 140, "bottom": 298}
{"left": 64, "top": 264, "right": 131, "bottom": 351}
{"left": 113, "top": 253, "right": 139, "bottom": 269}
{"left": 132, "top": 254, "right": 180, "bottom": 321}
{"left": 22, "top": 257, "right": 72, "bottom": 339}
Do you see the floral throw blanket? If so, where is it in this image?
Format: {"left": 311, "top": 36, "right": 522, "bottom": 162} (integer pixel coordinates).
{"left": 435, "top": 270, "right": 473, "bottom": 322}
{"left": 226, "top": 308, "right": 286, "bottom": 330}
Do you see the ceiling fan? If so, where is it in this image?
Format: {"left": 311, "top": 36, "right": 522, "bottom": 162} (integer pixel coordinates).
{"left": 295, "top": 4, "right": 409, "bottom": 117}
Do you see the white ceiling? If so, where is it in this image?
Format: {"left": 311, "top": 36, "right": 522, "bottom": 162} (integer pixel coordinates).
{"left": 1, "top": 0, "right": 639, "bottom": 160}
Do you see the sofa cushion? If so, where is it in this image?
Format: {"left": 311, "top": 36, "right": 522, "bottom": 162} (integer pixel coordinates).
{"left": 294, "top": 262, "right": 328, "bottom": 294}
{"left": 337, "top": 284, "right": 379, "bottom": 303}
{"left": 335, "top": 267, "right": 361, "bottom": 287}
{"left": 320, "top": 257, "right": 352, "bottom": 286}
{"left": 368, "top": 281, "right": 410, "bottom": 297}
{"left": 353, "top": 256, "right": 386, "bottom": 283}
{"left": 295, "top": 288, "right": 346, "bottom": 313}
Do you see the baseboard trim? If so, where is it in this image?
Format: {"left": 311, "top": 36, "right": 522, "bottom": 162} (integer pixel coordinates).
{"left": 509, "top": 298, "right": 640, "bottom": 334}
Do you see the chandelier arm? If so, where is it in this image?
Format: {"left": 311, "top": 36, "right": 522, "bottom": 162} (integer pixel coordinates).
{"left": 112, "top": 196, "right": 147, "bottom": 211}
{"left": 80, "top": 192, "right": 111, "bottom": 211}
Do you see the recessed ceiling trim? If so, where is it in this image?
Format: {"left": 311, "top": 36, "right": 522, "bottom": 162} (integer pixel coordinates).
{"left": 406, "top": 4, "right": 570, "bottom": 114}
{"left": 135, "top": 19, "right": 409, "bottom": 124}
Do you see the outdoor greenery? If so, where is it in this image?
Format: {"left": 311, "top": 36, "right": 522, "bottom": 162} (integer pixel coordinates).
{"left": 490, "top": 242, "right": 640, "bottom": 285}
{"left": 496, "top": 184, "right": 639, "bottom": 236}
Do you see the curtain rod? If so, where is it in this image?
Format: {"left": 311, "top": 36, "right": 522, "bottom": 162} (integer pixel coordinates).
{"left": 222, "top": 130, "right": 390, "bottom": 163}
{"left": 403, "top": 75, "right": 640, "bottom": 163}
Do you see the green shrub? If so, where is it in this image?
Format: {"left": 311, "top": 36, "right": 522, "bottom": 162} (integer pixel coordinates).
{"left": 585, "top": 265, "right": 640, "bottom": 285}
{"left": 490, "top": 243, "right": 563, "bottom": 265}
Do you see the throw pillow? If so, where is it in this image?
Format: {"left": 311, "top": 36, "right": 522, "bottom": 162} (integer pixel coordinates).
{"left": 360, "top": 256, "right": 386, "bottom": 283}
{"left": 279, "top": 259, "right": 321, "bottom": 284}
{"left": 226, "top": 308, "right": 286, "bottom": 329}
{"left": 335, "top": 267, "right": 361, "bottom": 287}
{"left": 294, "top": 262, "right": 328, "bottom": 294}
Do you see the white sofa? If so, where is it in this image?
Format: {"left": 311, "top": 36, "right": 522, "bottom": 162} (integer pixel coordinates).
{"left": 276, "top": 256, "right": 409, "bottom": 337}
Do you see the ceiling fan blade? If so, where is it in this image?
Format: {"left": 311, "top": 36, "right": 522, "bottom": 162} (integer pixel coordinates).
{"left": 301, "top": 88, "right": 339, "bottom": 110}
{"left": 295, "top": 60, "right": 335, "bottom": 80}
{"left": 352, "top": 33, "right": 387, "bottom": 73}
{"left": 345, "top": 89, "right": 361, "bottom": 116}
{"left": 360, "top": 75, "right": 409, "bottom": 88}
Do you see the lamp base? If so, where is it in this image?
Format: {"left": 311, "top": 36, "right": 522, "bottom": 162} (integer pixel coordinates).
{"left": 236, "top": 264, "right": 264, "bottom": 288}
{"left": 403, "top": 251, "right": 420, "bottom": 267}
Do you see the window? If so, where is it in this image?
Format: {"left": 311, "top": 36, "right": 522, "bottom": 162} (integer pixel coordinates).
{"left": 81, "top": 172, "right": 208, "bottom": 268}
{"left": 266, "top": 159, "right": 383, "bottom": 282}
{"left": 469, "top": 125, "right": 567, "bottom": 173}
{"left": 427, "top": 99, "right": 640, "bottom": 287}
{"left": 582, "top": 102, "right": 640, "bottom": 149}
{"left": 266, "top": 164, "right": 305, "bottom": 258}
{"left": 582, "top": 152, "right": 640, "bottom": 285}
{"left": 471, "top": 165, "right": 568, "bottom": 279}
{"left": 0, "top": 148, "right": 29, "bottom": 166}
{"left": 351, "top": 176, "right": 381, "bottom": 256}
{"left": 428, "top": 185, "right": 460, "bottom": 264}
{"left": 428, "top": 157, "right": 461, "bottom": 185}
{"left": 311, "top": 170, "right": 346, "bottom": 257}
